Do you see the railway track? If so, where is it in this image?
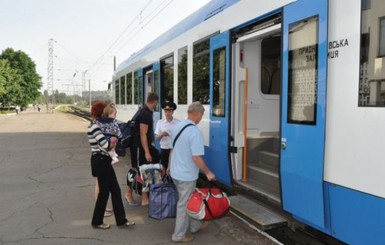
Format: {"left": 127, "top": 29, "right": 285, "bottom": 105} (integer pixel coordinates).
{"left": 65, "top": 106, "right": 92, "bottom": 121}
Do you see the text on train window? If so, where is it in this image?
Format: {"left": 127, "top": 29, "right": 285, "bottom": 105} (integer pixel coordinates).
{"left": 287, "top": 16, "right": 318, "bottom": 125}
{"left": 359, "top": 0, "right": 385, "bottom": 106}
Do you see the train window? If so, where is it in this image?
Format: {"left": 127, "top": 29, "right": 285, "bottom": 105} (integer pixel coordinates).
{"left": 154, "top": 70, "right": 160, "bottom": 100}
{"left": 193, "top": 39, "right": 210, "bottom": 104}
{"left": 380, "top": 17, "right": 385, "bottom": 57}
{"left": 212, "top": 47, "right": 226, "bottom": 117}
{"left": 120, "top": 76, "right": 126, "bottom": 104}
{"left": 287, "top": 16, "right": 318, "bottom": 125}
{"left": 178, "top": 47, "right": 188, "bottom": 104}
{"left": 134, "top": 71, "right": 143, "bottom": 105}
{"left": 261, "top": 36, "right": 281, "bottom": 95}
{"left": 127, "top": 73, "right": 132, "bottom": 104}
{"left": 359, "top": 0, "right": 385, "bottom": 106}
{"left": 161, "top": 55, "right": 174, "bottom": 103}
{"left": 362, "top": 0, "right": 371, "bottom": 10}
{"left": 115, "top": 79, "right": 120, "bottom": 104}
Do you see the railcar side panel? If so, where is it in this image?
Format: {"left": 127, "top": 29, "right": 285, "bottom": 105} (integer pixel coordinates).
{"left": 325, "top": 0, "right": 385, "bottom": 199}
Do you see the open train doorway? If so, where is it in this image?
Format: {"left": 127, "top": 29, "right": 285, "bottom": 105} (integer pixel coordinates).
{"left": 231, "top": 15, "right": 282, "bottom": 206}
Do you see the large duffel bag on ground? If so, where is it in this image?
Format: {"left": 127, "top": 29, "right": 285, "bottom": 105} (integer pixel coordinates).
{"left": 186, "top": 187, "right": 230, "bottom": 220}
{"left": 149, "top": 175, "right": 178, "bottom": 220}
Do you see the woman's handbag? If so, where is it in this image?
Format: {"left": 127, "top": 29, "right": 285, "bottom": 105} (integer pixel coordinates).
{"left": 148, "top": 175, "right": 178, "bottom": 220}
{"left": 186, "top": 186, "right": 230, "bottom": 220}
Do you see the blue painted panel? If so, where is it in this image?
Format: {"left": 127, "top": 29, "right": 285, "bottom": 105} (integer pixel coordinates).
{"left": 208, "top": 31, "right": 232, "bottom": 186}
{"left": 328, "top": 184, "right": 385, "bottom": 245}
{"left": 281, "top": 0, "right": 328, "bottom": 228}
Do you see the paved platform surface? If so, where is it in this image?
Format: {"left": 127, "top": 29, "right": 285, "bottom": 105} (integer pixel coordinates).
{"left": 0, "top": 108, "right": 281, "bottom": 245}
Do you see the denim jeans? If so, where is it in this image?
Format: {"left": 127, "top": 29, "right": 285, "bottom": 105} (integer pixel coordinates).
{"left": 171, "top": 179, "right": 202, "bottom": 241}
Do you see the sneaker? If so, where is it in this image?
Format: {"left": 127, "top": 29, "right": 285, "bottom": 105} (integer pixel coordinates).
{"left": 172, "top": 235, "right": 194, "bottom": 243}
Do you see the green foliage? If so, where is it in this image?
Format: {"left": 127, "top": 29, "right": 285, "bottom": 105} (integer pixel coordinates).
{"left": 0, "top": 59, "right": 23, "bottom": 107}
{"left": 0, "top": 48, "right": 42, "bottom": 107}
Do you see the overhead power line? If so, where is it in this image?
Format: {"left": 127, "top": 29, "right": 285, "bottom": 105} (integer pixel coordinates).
{"left": 86, "top": 0, "right": 174, "bottom": 76}
{"left": 86, "top": 0, "right": 155, "bottom": 73}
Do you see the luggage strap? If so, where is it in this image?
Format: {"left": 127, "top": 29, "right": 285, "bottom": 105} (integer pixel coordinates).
{"left": 201, "top": 188, "right": 230, "bottom": 219}
{"left": 172, "top": 123, "right": 194, "bottom": 147}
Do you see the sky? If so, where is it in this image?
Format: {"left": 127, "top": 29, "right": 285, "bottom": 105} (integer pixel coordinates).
{"left": 0, "top": 0, "right": 211, "bottom": 94}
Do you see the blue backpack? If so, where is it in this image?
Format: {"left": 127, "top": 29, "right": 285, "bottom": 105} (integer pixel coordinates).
{"left": 115, "top": 109, "right": 142, "bottom": 156}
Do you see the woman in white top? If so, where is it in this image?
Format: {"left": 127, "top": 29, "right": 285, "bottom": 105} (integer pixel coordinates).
{"left": 155, "top": 101, "right": 180, "bottom": 170}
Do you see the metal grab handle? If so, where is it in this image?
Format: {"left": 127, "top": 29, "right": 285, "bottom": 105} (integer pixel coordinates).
{"left": 281, "top": 137, "right": 287, "bottom": 150}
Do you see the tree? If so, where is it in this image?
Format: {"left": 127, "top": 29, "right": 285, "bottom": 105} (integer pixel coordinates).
{"left": 0, "top": 48, "right": 42, "bottom": 107}
{"left": 0, "top": 59, "right": 23, "bottom": 107}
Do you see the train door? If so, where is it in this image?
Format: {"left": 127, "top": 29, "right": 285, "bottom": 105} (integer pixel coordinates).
{"left": 144, "top": 69, "right": 153, "bottom": 95}
{"left": 208, "top": 31, "right": 232, "bottom": 186}
{"left": 231, "top": 15, "right": 282, "bottom": 205}
{"left": 144, "top": 64, "right": 160, "bottom": 132}
{"left": 281, "top": 0, "right": 328, "bottom": 228}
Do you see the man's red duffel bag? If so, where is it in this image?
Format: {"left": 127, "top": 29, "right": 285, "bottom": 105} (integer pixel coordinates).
{"left": 186, "top": 187, "right": 230, "bottom": 220}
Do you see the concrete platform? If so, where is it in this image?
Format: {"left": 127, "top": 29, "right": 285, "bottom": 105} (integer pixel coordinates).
{"left": 0, "top": 109, "right": 282, "bottom": 245}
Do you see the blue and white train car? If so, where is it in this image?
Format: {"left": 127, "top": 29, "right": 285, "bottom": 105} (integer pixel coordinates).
{"left": 112, "top": 0, "right": 385, "bottom": 244}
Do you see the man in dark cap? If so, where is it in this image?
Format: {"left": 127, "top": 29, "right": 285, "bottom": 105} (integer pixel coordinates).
{"left": 155, "top": 101, "right": 180, "bottom": 170}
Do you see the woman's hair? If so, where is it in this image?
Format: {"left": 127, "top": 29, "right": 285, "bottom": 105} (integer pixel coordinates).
{"left": 102, "top": 103, "right": 116, "bottom": 117}
{"left": 91, "top": 101, "right": 107, "bottom": 119}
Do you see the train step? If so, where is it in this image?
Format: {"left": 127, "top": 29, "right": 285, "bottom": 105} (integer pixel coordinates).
{"left": 229, "top": 195, "right": 287, "bottom": 230}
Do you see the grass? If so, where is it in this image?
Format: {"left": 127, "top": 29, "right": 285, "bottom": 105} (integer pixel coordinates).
{"left": 0, "top": 109, "right": 15, "bottom": 114}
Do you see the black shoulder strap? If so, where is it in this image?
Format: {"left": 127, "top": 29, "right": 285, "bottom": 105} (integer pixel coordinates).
{"left": 128, "top": 107, "right": 142, "bottom": 126}
{"left": 172, "top": 123, "right": 194, "bottom": 148}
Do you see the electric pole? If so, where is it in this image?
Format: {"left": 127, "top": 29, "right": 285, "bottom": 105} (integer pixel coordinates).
{"left": 47, "top": 39, "right": 54, "bottom": 107}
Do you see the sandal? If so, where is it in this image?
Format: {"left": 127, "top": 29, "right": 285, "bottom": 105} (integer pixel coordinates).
{"left": 125, "top": 196, "right": 139, "bottom": 206}
{"left": 120, "top": 221, "right": 135, "bottom": 227}
{"left": 104, "top": 211, "right": 113, "bottom": 217}
{"left": 93, "top": 223, "right": 110, "bottom": 229}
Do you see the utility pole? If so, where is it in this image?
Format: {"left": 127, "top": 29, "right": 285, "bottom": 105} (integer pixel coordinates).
{"left": 89, "top": 79, "right": 91, "bottom": 109}
{"left": 47, "top": 39, "right": 54, "bottom": 108}
{"left": 82, "top": 70, "right": 88, "bottom": 103}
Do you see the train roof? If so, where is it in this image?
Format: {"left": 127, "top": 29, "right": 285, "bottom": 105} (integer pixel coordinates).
{"left": 114, "top": 0, "right": 239, "bottom": 75}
